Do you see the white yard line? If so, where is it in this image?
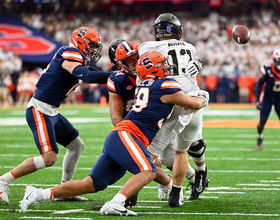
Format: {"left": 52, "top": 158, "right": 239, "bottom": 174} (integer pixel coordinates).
{"left": 0, "top": 209, "right": 277, "bottom": 217}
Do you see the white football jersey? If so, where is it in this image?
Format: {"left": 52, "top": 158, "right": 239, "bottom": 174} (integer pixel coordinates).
{"left": 138, "top": 39, "right": 199, "bottom": 96}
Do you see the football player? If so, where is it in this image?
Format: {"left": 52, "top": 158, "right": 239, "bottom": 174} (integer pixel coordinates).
{"left": 108, "top": 39, "right": 125, "bottom": 71}
{"left": 255, "top": 49, "right": 280, "bottom": 150}
{"left": 19, "top": 52, "right": 208, "bottom": 216}
{"left": 107, "top": 40, "right": 138, "bottom": 126}
{"left": 0, "top": 27, "right": 112, "bottom": 204}
{"left": 107, "top": 40, "right": 139, "bottom": 207}
{"left": 138, "top": 13, "right": 210, "bottom": 207}
{"left": 107, "top": 40, "right": 199, "bottom": 206}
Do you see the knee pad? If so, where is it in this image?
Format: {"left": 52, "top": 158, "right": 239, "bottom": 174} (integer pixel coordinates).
{"left": 66, "top": 136, "right": 85, "bottom": 154}
{"left": 33, "top": 156, "right": 46, "bottom": 170}
{"left": 188, "top": 139, "right": 206, "bottom": 158}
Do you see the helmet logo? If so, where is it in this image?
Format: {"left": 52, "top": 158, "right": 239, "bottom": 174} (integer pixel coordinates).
{"left": 77, "top": 28, "right": 88, "bottom": 38}
{"left": 155, "top": 18, "right": 161, "bottom": 24}
{"left": 142, "top": 57, "right": 153, "bottom": 70}
{"left": 166, "top": 26, "right": 171, "bottom": 32}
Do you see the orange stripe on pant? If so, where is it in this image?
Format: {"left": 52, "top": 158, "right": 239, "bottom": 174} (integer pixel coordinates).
{"left": 118, "top": 130, "right": 152, "bottom": 172}
{"left": 39, "top": 111, "right": 52, "bottom": 152}
{"left": 32, "top": 107, "right": 52, "bottom": 154}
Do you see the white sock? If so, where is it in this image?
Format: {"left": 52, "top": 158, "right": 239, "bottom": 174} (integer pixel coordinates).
{"left": 112, "top": 193, "right": 127, "bottom": 203}
{"left": 61, "top": 137, "right": 84, "bottom": 182}
{"left": 186, "top": 163, "right": 195, "bottom": 183}
{"left": 258, "top": 133, "right": 263, "bottom": 138}
{"left": 1, "top": 172, "right": 16, "bottom": 184}
{"left": 41, "top": 188, "right": 54, "bottom": 200}
{"left": 165, "top": 175, "right": 173, "bottom": 192}
{"left": 173, "top": 184, "right": 182, "bottom": 189}
{"left": 196, "top": 164, "right": 206, "bottom": 172}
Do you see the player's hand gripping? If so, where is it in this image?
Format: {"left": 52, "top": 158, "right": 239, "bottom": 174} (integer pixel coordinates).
{"left": 187, "top": 59, "right": 203, "bottom": 77}
{"left": 256, "top": 101, "right": 261, "bottom": 110}
{"left": 198, "top": 89, "right": 209, "bottom": 108}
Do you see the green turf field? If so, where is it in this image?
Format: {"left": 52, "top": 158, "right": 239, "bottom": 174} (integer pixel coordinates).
{"left": 0, "top": 104, "right": 279, "bottom": 220}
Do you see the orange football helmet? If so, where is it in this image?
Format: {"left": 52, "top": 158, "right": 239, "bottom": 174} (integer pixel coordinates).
{"left": 115, "top": 41, "right": 139, "bottom": 75}
{"left": 136, "top": 52, "right": 174, "bottom": 81}
{"left": 69, "top": 27, "right": 103, "bottom": 63}
{"left": 272, "top": 49, "right": 280, "bottom": 70}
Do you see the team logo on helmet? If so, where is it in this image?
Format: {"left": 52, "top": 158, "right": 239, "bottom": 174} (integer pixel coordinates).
{"left": 142, "top": 57, "right": 153, "bottom": 70}
{"left": 155, "top": 18, "right": 161, "bottom": 24}
{"left": 166, "top": 26, "right": 171, "bottom": 32}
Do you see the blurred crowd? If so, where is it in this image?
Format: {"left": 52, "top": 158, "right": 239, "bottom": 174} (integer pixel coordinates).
{"left": 1, "top": 1, "right": 280, "bottom": 107}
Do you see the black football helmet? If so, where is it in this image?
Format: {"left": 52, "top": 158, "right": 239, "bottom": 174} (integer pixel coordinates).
{"left": 108, "top": 39, "right": 125, "bottom": 66}
{"left": 154, "top": 13, "right": 182, "bottom": 41}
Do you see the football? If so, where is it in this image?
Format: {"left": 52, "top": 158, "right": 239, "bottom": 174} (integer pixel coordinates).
{"left": 232, "top": 25, "right": 251, "bottom": 44}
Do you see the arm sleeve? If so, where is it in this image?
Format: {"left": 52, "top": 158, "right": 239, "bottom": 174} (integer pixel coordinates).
{"left": 88, "top": 65, "right": 100, "bottom": 71}
{"left": 72, "top": 65, "right": 111, "bottom": 84}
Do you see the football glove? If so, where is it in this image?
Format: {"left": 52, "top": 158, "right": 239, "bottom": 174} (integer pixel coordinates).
{"left": 256, "top": 101, "right": 261, "bottom": 110}
{"left": 187, "top": 59, "right": 203, "bottom": 77}
{"left": 198, "top": 89, "right": 209, "bottom": 108}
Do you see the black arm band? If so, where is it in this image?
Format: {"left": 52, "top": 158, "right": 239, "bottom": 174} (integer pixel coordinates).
{"left": 72, "top": 65, "right": 111, "bottom": 84}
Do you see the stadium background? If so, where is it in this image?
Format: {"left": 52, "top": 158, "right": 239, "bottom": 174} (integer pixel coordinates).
{"left": 0, "top": 0, "right": 280, "bottom": 107}
{"left": 1, "top": 1, "right": 280, "bottom": 219}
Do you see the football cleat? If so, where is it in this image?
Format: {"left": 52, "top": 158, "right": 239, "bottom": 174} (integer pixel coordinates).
{"left": 168, "top": 187, "right": 184, "bottom": 207}
{"left": 100, "top": 200, "right": 139, "bottom": 216}
{"left": 124, "top": 192, "right": 138, "bottom": 208}
{"left": 157, "top": 173, "right": 172, "bottom": 200}
{"left": 54, "top": 196, "right": 88, "bottom": 202}
{"left": 187, "top": 182, "right": 199, "bottom": 200}
{"left": 0, "top": 179, "right": 9, "bottom": 204}
{"left": 158, "top": 184, "right": 169, "bottom": 200}
{"left": 257, "top": 137, "right": 263, "bottom": 151}
{"left": 19, "top": 186, "right": 44, "bottom": 213}
{"left": 194, "top": 168, "right": 210, "bottom": 194}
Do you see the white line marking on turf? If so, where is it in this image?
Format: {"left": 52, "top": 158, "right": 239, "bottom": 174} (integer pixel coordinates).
{"left": 203, "top": 192, "right": 245, "bottom": 194}
{"left": 205, "top": 140, "right": 280, "bottom": 145}
{"left": 1, "top": 209, "right": 280, "bottom": 217}
{"left": 7, "top": 183, "right": 277, "bottom": 192}
{"left": 20, "top": 217, "right": 92, "bottom": 219}
{"left": 260, "top": 180, "right": 280, "bottom": 183}
{"left": 209, "top": 170, "right": 280, "bottom": 173}
{"left": 237, "top": 184, "right": 280, "bottom": 187}
{"left": 2, "top": 166, "right": 280, "bottom": 174}
{"left": 53, "top": 209, "right": 84, "bottom": 214}
{"left": 0, "top": 117, "right": 111, "bottom": 126}
{"left": 199, "top": 196, "right": 219, "bottom": 198}
{"left": 3, "top": 154, "right": 280, "bottom": 161}
{"left": 2, "top": 209, "right": 276, "bottom": 217}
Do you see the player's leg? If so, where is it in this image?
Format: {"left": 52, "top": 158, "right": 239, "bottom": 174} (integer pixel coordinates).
{"left": 100, "top": 131, "right": 157, "bottom": 216}
{"left": 188, "top": 138, "right": 210, "bottom": 199}
{"left": 157, "top": 142, "right": 174, "bottom": 200}
{"left": 168, "top": 108, "right": 204, "bottom": 206}
{"left": 168, "top": 137, "right": 188, "bottom": 207}
{"left": 20, "top": 138, "right": 127, "bottom": 213}
{"left": 180, "top": 109, "right": 209, "bottom": 199}
{"left": 147, "top": 116, "right": 176, "bottom": 201}
{"left": 20, "top": 175, "right": 96, "bottom": 213}
{"left": 257, "top": 97, "right": 271, "bottom": 150}
{"left": 0, "top": 107, "right": 57, "bottom": 204}
{"left": 54, "top": 114, "right": 87, "bottom": 201}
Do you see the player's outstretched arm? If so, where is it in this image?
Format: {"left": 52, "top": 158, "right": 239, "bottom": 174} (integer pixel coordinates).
{"left": 62, "top": 60, "right": 111, "bottom": 84}
{"left": 161, "top": 91, "right": 206, "bottom": 109}
{"left": 108, "top": 92, "right": 124, "bottom": 126}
